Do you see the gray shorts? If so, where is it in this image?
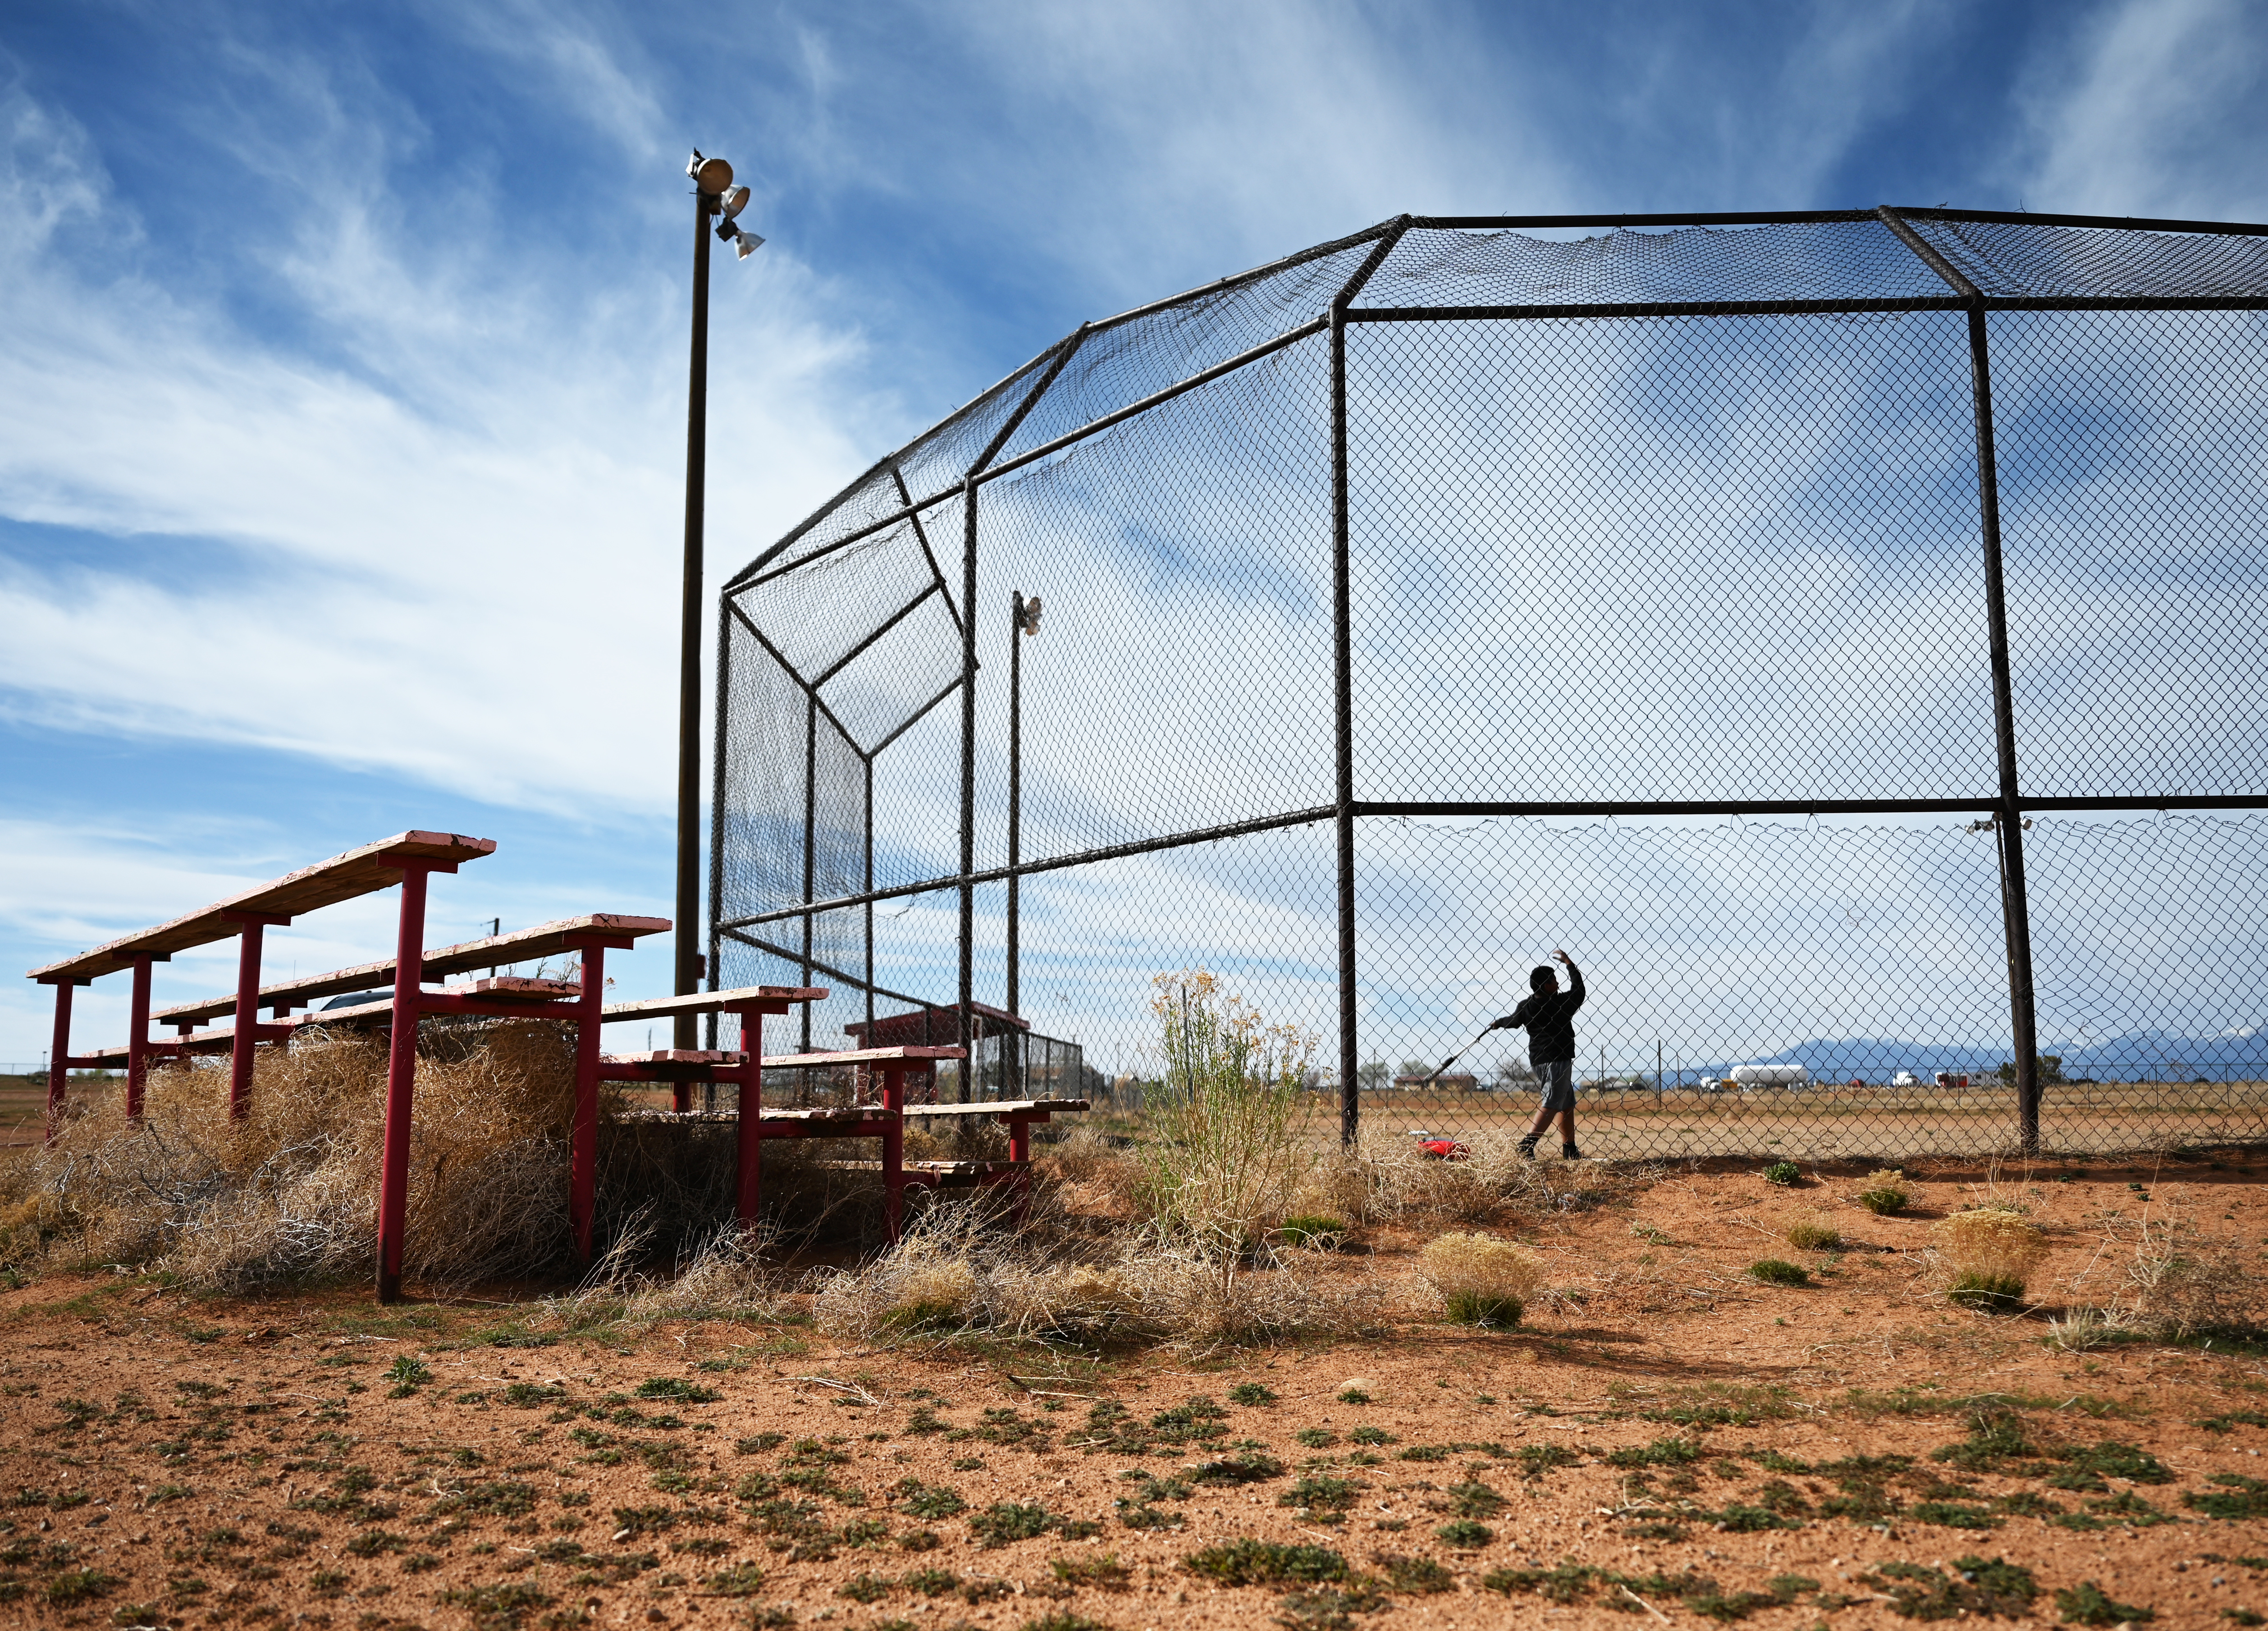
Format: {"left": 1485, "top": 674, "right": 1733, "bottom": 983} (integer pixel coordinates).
{"left": 1536, "top": 1058, "right": 1575, "bottom": 1113}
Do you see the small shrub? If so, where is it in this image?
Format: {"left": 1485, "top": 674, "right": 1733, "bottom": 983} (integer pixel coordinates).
{"left": 1417, "top": 1232, "right": 1545, "bottom": 1328}
{"left": 385, "top": 1356, "right": 432, "bottom": 1397}
{"left": 1279, "top": 1475, "right": 1361, "bottom": 1512}
{"left": 1785, "top": 1215, "right": 1839, "bottom": 1251}
{"left": 1020, "top": 1612, "right": 1113, "bottom": 1631}
{"left": 1935, "top": 1209, "right": 2046, "bottom": 1309}
{"left": 1183, "top": 1539, "right": 1348, "bottom": 1585}
{"left": 2055, "top": 1579, "right": 2155, "bottom": 1625}
{"left": 1436, "top": 1519, "right": 1492, "bottom": 1547}
{"left": 1749, "top": 1259, "right": 1809, "bottom": 1287}
{"left": 1376, "top": 1555, "right": 1455, "bottom": 1593}
{"left": 1050, "top": 1553, "right": 1132, "bottom": 1590}
{"left": 1278, "top": 1215, "right": 1348, "bottom": 1249}
{"left": 969, "top": 1501, "right": 1055, "bottom": 1547}
{"left": 634, "top": 1378, "right": 722, "bottom": 1404}
{"left": 45, "top": 1570, "right": 119, "bottom": 1605}
{"left": 1856, "top": 1170, "right": 1910, "bottom": 1214}
{"left": 2046, "top": 1307, "right": 2115, "bottom": 1352}
{"left": 1762, "top": 1161, "right": 1801, "bottom": 1187}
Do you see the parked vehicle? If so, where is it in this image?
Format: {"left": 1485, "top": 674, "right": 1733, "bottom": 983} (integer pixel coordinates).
{"left": 1730, "top": 1064, "right": 1810, "bottom": 1089}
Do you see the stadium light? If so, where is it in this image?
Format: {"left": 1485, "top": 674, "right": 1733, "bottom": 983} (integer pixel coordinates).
{"left": 673, "top": 149, "right": 766, "bottom": 1051}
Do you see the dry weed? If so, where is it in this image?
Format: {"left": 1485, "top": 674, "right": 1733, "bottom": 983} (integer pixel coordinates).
{"left": 1932, "top": 1207, "right": 2046, "bottom": 1312}
{"left": 810, "top": 1203, "right": 1383, "bottom": 1353}
{"left": 1417, "top": 1231, "right": 1546, "bottom": 1328}
{"left": 25, "top": 1025, "right": 578, "bottom": 1291}
{"left": 2117, "top": 1218, "right": 2262, "bottom": 1339}
{"left": 1136, "top": 970, "right": 1318, "bottom": 1254}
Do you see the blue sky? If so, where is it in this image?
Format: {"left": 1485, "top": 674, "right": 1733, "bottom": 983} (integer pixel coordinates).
{"left": 3, "top": 0, "right": 2265, "bottom": 1066}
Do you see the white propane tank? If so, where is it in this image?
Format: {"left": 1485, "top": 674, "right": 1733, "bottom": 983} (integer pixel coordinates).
{"left": 1729, "top": 1064, "right": 1810, "bottom": 1089}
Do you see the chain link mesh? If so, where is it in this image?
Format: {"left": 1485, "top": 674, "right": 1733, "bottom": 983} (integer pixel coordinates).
{"left": 714, "top": 211, "right": 2268, "bottom": 1156}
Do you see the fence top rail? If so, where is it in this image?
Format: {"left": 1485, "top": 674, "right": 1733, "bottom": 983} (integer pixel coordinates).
{"left": 28, "top": 831, "right": 498, "bottom": 984}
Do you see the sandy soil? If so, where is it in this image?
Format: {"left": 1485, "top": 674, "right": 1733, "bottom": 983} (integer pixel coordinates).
{"left": 5, "top": 1154, "right": 2268, "bottom": 1630}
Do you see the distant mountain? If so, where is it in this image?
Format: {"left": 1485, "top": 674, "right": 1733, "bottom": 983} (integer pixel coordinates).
{"left": 1715, "top": 1029, "right": 2268, "bottom": 1082}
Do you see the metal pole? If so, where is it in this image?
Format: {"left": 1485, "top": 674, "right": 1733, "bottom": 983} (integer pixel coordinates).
{"left": 801, "top": 696, "right": 817, "bottom": 1054}
{"left": 958, "top": 477, "right": 978, "bottom": 1101}
{"left": 1964, "top": 306, "right": 2042, "bottom": 1155}
{"left": 707, "top": 593, "right": 733, "bottom": 1066}
{"left": 864, "top": 757, "right": 875, "bottom": 1047}
{"left": 1007, "top": 591, "right": 1024, "bottom": 1023}
{"left": 1330, "top": 292, "right": 1358, "bottom": 1150}
{"left": 675, "top": 181, "right": 716, "bottom": 1050}
{"left": 1875, "top": 206, "right": 2042, "bottom": 1156}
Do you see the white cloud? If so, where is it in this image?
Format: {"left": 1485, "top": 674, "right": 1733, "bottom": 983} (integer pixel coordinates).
{"left": 2012, "top": 0, "right": 2268, "bottom": 220}
{"left": 0, "top": 64, "right": 887, "bottom": 813}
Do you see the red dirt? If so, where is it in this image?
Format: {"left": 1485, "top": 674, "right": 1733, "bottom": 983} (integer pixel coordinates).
{"left": 4, "top": 1153, "right": 2267, "bottom": 1630}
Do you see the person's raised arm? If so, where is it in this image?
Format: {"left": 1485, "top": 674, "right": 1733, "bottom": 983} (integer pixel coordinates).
{"left": 1554, "top": 948, "right": 1585, "bottom": 1012}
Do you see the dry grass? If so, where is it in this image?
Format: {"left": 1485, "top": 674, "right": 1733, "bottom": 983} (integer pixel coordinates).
{"left": 2117, "top": 1218, "right": 2263, "bottom": 1339}
{"left": 1135, "top": 971, "right": 1318, "bottom": 1255}
{"left": 1416, "top": 1230, "right": 1546, "bottom": 1328}
{"left": 809, "top": 1203, "right": 1385, "bottom": 1354}
{"left": 1932, "top": 1207, "right": 2047, "bottom": 1311}
{"left": 23, "top": 1025, "right": 579, "bottom": 1291}
{"left": 1855, "top": 1169, "right": 1910, "bottom": 1215}
{"left": 1784, "top": 1213, "right": 1840, "bottom": 1251}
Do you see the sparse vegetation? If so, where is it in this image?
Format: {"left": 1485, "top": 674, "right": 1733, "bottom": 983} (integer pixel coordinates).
{"left": 1856, "top": 1170, "right": 1911, "bottom": 1215}
{"left": 1784, "top": 1214, "right": 1839, "bottom": 1250}
{"left": 1417, "top": 1231, "right": 1545, "bottom": 1327}
{"left": 1749, "top": 1259, "right": 1808, "bottom": 1287}
{"left": 1935, "top": 1209, "right": 2046, "bottom": 1311}
{"left": 1762, "top": 1161, "right": 1801, "bottom": 1187}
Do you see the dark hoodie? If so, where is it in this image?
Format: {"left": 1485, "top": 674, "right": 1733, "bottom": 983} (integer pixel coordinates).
{"left": 1495, "top": 960, "right": 1585, "bottom": 1066}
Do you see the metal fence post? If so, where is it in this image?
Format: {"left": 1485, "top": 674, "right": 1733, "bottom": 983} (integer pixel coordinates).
{"left": 1330, "top": 298, "right": 1358, "bottom": 1149}
{"left": 1969, "top": 305, "right": 2043, "bottom": 1155}
{"left": 959, "top": 476, "right": 979, "bottom": 1099}
{"left": 1329, "top": 220, "right": 1409, "bottom": 1149}
{"left": 1875, "top": 208, "right": 2041, "bottom": 1155}
{"left": 802, "top": 695, "right": 818, "bottom": 1055}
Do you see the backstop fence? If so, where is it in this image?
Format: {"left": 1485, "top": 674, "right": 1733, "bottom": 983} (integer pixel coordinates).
{"left": 710, "top": 206, "right": 2268, "bottom": 1162}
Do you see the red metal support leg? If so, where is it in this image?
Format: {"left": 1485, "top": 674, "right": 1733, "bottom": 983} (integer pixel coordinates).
{"left": 882, "top": 1065, "right": 905, "bottom": 1243}
{"left": 222, "top": 913, "right": 287, "bottom": 1121}
{"left": 1007, "top": 1114, "right": 1033, "bottom": 1226}
{"left": 734, "top": 1012, "right": 764, "bottom": 1230}
{"left": 43, "top": 978, "right": 74, "bottom": 1144}
{"left": 126, "top": 956, "right": 154, "bottom": 1123}
{"left": 376, "top": 864, "right": 434, "bottom": 1304}
{"left": 569, "top": 945, "right": 605, "bottom": 1264}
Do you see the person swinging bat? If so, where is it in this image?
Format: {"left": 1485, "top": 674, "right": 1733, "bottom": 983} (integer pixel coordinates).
{"left": 1492, "top": 949, "right": 1586, "bottom": 1160}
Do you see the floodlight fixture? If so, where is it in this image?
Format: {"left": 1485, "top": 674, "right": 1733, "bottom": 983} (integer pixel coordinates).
{"left": 1019, "top": 593, "right": 1043, "bottom": 635}
{"left": 687, "top": 151, "right": 734, "bottom": 193}
{"left": 720, "top": 184, "right": 750, "bottom": 218}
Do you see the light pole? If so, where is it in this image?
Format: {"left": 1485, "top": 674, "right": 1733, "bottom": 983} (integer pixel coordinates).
{"left": 1005, "top": 590, "right": 1043, "bottom": 1086}
{"left": 676, "top": 150, "right": 763, "bottom": 1048}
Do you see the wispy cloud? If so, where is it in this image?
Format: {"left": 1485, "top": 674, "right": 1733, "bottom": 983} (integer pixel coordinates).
{"left": 2011, "top": 0, "right": 2268, "bottom": 219}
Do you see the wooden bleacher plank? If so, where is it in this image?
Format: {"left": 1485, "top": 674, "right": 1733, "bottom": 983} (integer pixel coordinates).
{"left": 27, "top": 832, "right": 496, "bottom": 982}
{"left": 150, "top": 917, "right": 670, "bottom": 1026}
{"left": 901, "top": 1098, "right": 1091, "bottom": 1117}
{"left": 600, "top": 985, "right": 825, "bottom": 1020}
{"left": 758, "top": 1046, "right": 967, "bottom": 1067}
{"left": 599, "top": 1049, "right": 743, "bottom": 1066}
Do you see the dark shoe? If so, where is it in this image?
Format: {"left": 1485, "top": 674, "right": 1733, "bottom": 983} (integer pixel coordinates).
{"left": 1561, "top": 1144, "right": 1583, "bottom": 1160}
{"left": 1517, "top": 1136, "right": 1540, "bottom": 1161}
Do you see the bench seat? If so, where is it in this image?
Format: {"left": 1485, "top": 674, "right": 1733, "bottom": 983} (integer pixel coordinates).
{"left": 28, "top": 831, "right": 496, "bottom": 985}
{"left": 901, "top": 1098, "right": 1090, "bottom": 1118}
{"left": 151, "top": 921, "right": 669, "bottom": 1028}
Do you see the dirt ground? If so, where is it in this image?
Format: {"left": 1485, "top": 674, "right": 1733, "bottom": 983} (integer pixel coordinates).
{"left": 6, "top": 1153, "right": 2268, "bottom": 1631}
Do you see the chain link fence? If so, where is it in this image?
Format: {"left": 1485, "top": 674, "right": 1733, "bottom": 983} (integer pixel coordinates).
{"left": 711, "top": 207, "right": 2268, "bottom": 1161}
